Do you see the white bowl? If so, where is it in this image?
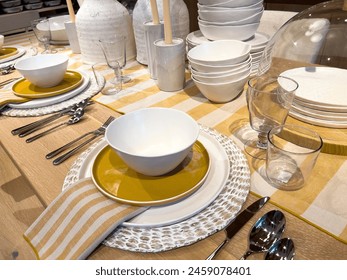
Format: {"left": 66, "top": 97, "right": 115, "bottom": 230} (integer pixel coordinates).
{"left": 190, "top": 58, "right": 251, "bottom": 76}
{"left": 189, "top": 54, "right": 252, "bottom": 73}
{"left": 198, "top": 1, "right": 264, "bottom": 11}
{"left": 198, "top": 6, "right": 263, "bottom": 22}
{"left": 15, "top": 54, "right": 69, "bottom": 88}
{"left": 48, "top": 15, "right": 70, "bottom": 41}
{"left": 105, "top": 108, "right": 200, "bottom": 176}
{"left": 201, "top": 0, "right": 262, "bottom": 8}
{"left": 192, "top": 73, "right": 249, "bottom": 103}
{"left": 187, "top": 40, "right": 251, "bottom": 66}
{"left": 198, "top": 9, "right": 263, "bottom": 26}
{"left": 199, "top": 22, "right": 260, "bottom": 41}
{"left": 192, "top": 64, "right": 251, "bottom": 83}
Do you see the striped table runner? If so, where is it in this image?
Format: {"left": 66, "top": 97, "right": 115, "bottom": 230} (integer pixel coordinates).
{"left": 4, "top": 32, "right": 347, "bottom": 244}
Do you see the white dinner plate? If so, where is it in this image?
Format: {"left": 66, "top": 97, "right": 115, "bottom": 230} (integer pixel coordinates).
{"left": 281, "top": 67, "right": 347, "bottom": 107}
{"left": 72, "top": 129, "right": 230, "bottom": 228}
{"left": 7, "top": 70, "right": 90, "bottom": 109}
{"left": 245, "top": 32, "right": 270, "bottom": 51}
{"left": 290, "top": 109, "right": 347, "bottom": 128}
{"left": 291, "top": 103, "right": 347, "bottom": 121}
{"left": 186, "top": 30, "right": 210, "bottom": 46}
{"left": 0, "top": 45, "right": 26, "bottom": 65}
{"left": 293, "top": 98, "right": 347, "bottom": 113}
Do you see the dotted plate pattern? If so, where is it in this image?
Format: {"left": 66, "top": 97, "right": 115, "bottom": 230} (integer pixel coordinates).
{"left": 2, "top": 71, "right": 105, "bottom": 117}
{"left": 62, "top": 125, "right": 251, "bottom": 253}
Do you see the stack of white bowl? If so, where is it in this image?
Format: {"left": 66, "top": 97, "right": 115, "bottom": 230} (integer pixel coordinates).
{"left": 197, "top": 0, "right": 264, "bottom": 41}
{"left": 188, "top": 40, "right": 252, "bottom": 103}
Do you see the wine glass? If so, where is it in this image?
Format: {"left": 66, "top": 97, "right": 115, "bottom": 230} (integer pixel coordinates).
{"left": 244, "top": 75, "right": 298, "bottom": 160}
{"left": 30, "top": 18, "right": 56, "bottom": 54}
{"left": 99, "top": 35, "right": 131, "bottom": 83}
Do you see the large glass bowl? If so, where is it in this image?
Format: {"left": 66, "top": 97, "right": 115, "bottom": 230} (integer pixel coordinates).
{"left": 258, "top": 0, "right": 347, "bottom": 76}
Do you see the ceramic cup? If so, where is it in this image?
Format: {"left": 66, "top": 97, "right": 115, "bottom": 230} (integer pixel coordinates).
{"left": 64, "top": 21, "right": 81, "bottom": 54}
{"left": 154, "top": 37, "right": 186, "bottom": 92}
{"left": 266, "top": 124, "right": 323, "bottom": 191}
{"left": 144, "top": 21, "right": 164, "bottom": 79}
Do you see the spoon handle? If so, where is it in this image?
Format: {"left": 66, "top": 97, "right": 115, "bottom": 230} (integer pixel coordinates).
{"left": 206, "top": 239, "right": 229, "bottom": 260}
{"left": 26, "top": 122, "right": 66, "bottom": 143}
{"left": 240, "top": 250, "right": 253, "bottom": 260}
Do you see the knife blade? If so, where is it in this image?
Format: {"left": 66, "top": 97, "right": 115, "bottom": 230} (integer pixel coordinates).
{"left": 206, "top": 196, "right": 270, "bottom": 260}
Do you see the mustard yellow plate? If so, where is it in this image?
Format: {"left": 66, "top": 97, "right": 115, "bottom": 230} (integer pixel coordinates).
{"left": 0, "top": 47, "right": 18, "bottom": 59}
{"left": 91, "top": 141, "right": 210, "bottom": 206}
{"left": 12, "top": 70, "right": 83, "bottom": 99}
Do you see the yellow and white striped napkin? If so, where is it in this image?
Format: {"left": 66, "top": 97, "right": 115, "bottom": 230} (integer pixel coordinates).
{"left": 24, "top": 178, "right": 147, "bottom": 260}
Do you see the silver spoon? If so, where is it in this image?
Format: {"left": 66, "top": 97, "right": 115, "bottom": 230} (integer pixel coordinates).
{"left": 25, "top": 108, "right": 85, "bottom": 143}
{"left": 264, "top": 238, "right": 295, "bottom": 260}
{"left": 240, "top": 210, "right": 286, "bottom": 260}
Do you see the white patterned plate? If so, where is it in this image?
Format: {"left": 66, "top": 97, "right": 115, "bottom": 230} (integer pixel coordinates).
{"left": 63, "top": 125, "right": 251, "bottom": 252}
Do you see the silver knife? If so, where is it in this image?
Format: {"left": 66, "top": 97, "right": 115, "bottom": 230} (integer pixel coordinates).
{"left": 206, "top": 196, "right": 270, "bottom": 260}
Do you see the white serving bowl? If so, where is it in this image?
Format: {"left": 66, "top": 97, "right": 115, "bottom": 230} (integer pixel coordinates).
{"left": 201, "top": 0, "right": 262, "bottom": 8}
{"left": 15, "top": 54, "right": 69, "bottom": 88}
{"left": 198, "top": 6, "right": 263, "bottom": 22}
{"left": 198, "top": 1, "right": 263, "bottom": 11}
{"left": 189, "top": 54, "right": 252, "bottom": 73}
{"left": 198, "top": 9, "right": 263, "bottom": 26}
{"left": 192, "top": 64, "right": 251, "bottom": 83}
{"left": 187, "top": 40, "right": 251, "bottom": 66}
{"left": 199, "top": 21, "right": 260, "bottom": 41}
{"left": 48, "top": 15, "right": 70, "bottom": 41}
{"left": 192, "top": 73, "right": 249, "bottom": 103}
{"left": 105, "top": 107, "right": 200, "bottom": 176}
{"left": 189, "top": 59, "right": 251, "bottom": 76}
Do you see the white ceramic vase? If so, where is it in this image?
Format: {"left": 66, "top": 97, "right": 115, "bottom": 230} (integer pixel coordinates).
{"left": 132, "top": 0, "right": 190, "bottom": 65}
{"left": 75, "top": 0, "right": 136, "bottom": 64}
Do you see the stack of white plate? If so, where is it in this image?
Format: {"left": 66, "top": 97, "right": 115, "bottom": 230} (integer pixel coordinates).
{"left": 197, "top": 0, "right": 264, "bottom": 41}
{"left": 187, "top": 40, "right": 251, "bottom": 103}
{"left": 281, "top": 66, "right": 347, "bottom": 128}
{"left": 244, "top": 31, "right": 270, "bottom": 76}
{"left": 186, "top": 30, "right": 210, "bottom": 52}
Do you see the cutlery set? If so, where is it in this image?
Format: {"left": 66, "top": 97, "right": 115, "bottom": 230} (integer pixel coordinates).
{"left": 206, "top": 196, "right": 295, "bottom": 260}
{"left": 10, "top": 98, "right": 115, "bottom": 165}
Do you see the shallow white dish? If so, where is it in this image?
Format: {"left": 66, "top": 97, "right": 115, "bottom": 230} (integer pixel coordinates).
{"left": 291, "top": 103, "right": 347, "bottom": 121}
{"left": 289, "top": 109, "right": 347, "bottom": 128}
{"left": 72, "top": 129, "right": 229, "bottom": 228}
{"left": 0, "top": 45, "right": 26, "bottom": 65}
{"left": 8, "top": 70, "right": 90, "bottom": 109}
{"left": 293, "top": 98, "right": 347, "bottom": 113}
{"left": 186, "top": 30, "right": 210, "bottom": 46}
{"left": 281, "top": 67, "right": 347, "bottom": 107}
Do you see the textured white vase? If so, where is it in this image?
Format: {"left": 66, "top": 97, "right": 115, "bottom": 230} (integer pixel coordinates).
{"left": 75, "top": 0, "right": 136, "bottom": 64}
{"left": 133, "top": 0, "right": 190, "bottom": 65}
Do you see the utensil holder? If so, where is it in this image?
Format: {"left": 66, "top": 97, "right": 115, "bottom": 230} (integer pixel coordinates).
{"left": 64, "top": 21, "right": 81, "bottom": 54}
{"left": 144, "top": 21, "right": 164, "bottom": 79}
{"left": 154, "top": 37, "right": 185, "bottom": 92}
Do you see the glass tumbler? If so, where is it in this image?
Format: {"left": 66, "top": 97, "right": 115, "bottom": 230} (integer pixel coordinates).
{"left": 266, "top": 124, "right": 323, "bottom": 191}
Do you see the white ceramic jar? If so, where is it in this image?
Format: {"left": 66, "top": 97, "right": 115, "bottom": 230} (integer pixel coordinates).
{"left": 132, "top": 0, "right": 190, "bottom": 65}
{"left": 75, "top": 0, "right": 136, "bottom": 64}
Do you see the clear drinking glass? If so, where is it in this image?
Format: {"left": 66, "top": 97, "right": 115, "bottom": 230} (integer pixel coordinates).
{"left": 266, "top": 124, "right": 323, "bottom": 191}
{"left": 92, "top": 62, "right": 122, "bottom": 95}
{"left": 245, "top": 75, "right": 298, "bottom": 160}
{"left": 99, "top": 35, "right": 131, "bottom": 83}
{"left": 31, "top": 18, "right": 56, "bottom": 54}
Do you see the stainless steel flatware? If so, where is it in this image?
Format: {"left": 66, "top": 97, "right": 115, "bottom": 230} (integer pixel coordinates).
{"left": 12, "top": 98, "right": 92, "bottom": 136}
{"left": 51, "top": 116, "right": 115, "bottom": 165}
{"left": 240, "top": 210, "right": 286, "bottom": 260}
{"left": 264, "top": 237, "right": 295, "bottom": 260}
{"left": 206, "top": 196, "right": 270, "bottom": 260}
{"left": 0, "top": 77, "right": 20, "bottom": 87}
{"left": 25, "top": 108, "right": 85, "bottom": 143}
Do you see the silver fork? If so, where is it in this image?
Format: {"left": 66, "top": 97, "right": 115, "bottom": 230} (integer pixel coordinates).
{"left": 48, "top": 116, "right": 115, "bottom": 165}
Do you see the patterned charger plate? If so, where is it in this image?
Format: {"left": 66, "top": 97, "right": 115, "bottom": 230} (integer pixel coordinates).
{"left": 63, "top": 125, "right": 251, "bottom": 253}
